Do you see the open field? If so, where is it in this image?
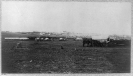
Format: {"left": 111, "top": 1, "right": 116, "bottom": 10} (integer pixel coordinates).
{"left": 2, "top": 32, "right": 131, "bottom": 73}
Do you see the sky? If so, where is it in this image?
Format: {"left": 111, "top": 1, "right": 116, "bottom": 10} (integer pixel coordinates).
{"left": 2, "top": 1, "right": 131, "bottom": 35}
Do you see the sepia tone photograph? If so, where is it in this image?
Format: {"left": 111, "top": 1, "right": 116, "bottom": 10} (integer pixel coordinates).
{"left": 1, "top": 0, "right": 132, "bottom": 74}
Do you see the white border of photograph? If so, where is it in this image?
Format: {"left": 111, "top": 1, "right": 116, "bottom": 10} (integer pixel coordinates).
{"left": 0, "top": 0, "right": 132, "bottom": 76}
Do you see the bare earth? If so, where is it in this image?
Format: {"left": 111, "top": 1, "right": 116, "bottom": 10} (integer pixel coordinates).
{"left": 2, "top": 40, "right": 130, "bottom": 73}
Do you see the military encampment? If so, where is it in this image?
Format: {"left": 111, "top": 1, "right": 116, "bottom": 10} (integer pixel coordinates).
{"left": 2, "top": 1, "right": 131, "bottom": 74}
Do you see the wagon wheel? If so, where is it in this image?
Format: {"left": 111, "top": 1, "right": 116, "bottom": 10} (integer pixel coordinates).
{"left": 90, "top": 42, "right": 94, "bottom": 47}
{"left": 105, "top": 43, "right": 109, "bottom": 47}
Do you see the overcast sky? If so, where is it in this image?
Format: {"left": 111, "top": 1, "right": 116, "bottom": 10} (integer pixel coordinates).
{"left": 2, "top": 1, "right": 131, "bottom": 35}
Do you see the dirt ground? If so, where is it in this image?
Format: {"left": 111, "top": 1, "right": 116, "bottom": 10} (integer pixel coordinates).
{"left": 2, "top": 39, "right": 130, "bottom": 73}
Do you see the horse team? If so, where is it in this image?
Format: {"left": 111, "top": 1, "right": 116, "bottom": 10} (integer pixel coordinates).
{"left": 83, "top": 38, "right": 110, "bottom": 47}
{"left": 83, "top": 37, "right": 130, "bottom": 47}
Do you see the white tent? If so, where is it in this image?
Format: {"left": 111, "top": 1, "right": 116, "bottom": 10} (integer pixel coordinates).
{"left": 5, "top": 37, "right": 29, "bottom": 40}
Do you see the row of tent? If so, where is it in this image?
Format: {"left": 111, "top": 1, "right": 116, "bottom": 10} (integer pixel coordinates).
{"left": 5, "top": 37, "right": 29, "bottom": 40}
{"left": 4, "top": 37, "right": 68, "bottom": 41}
{"left": 4, "top": 37, "right": 83, "bottom": 41}
{"left": 4, "top": 35, "right": 131, "bottom": 41}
